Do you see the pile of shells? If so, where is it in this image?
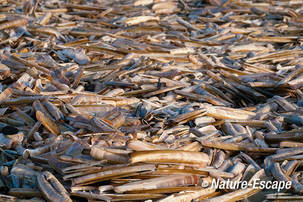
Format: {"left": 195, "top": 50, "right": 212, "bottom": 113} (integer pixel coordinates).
{"left": 1, "top": 0, "right": 303, "bottom": 201}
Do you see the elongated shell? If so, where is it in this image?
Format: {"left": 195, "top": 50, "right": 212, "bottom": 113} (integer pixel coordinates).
{"left": 130, "top": 150, "right": 209, "bottom": 166}
{"left": 206, "top": 106, "right": 256, "bottom": 120}
{"left": 114, "top": 174, "right": 200, "bottom": 193}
